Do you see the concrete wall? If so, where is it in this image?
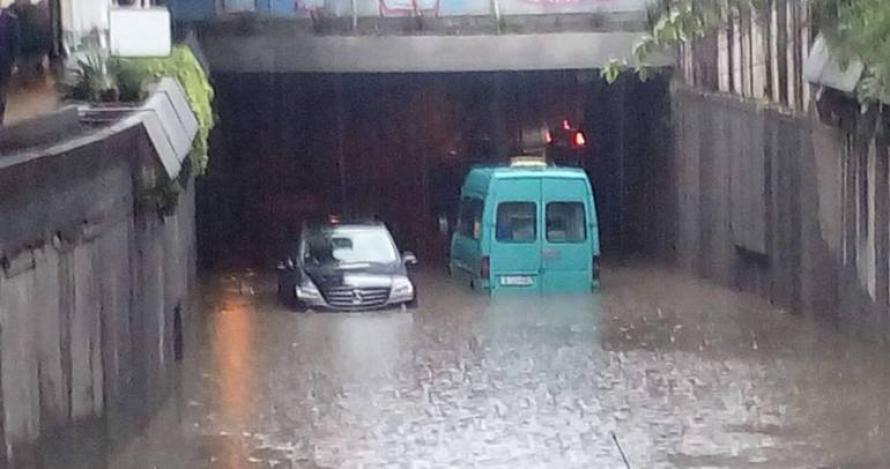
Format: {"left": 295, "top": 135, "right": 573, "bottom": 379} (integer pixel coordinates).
{"left": 663, "top": 85, "right": 890, "bottom": 331}
{"left": 201, "top": 30, "right": 665, "bottom": 74}
{"left": 0, "top": 122, "right": 197, "bottom": 466}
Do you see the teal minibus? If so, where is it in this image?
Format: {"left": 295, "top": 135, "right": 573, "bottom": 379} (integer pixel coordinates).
{"left": 448, "top": 158, "right": 600, "bottom": 294}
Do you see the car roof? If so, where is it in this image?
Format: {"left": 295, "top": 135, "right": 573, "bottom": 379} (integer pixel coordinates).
{"left": 304, "top": 221, "right": 388, "bottom": 232}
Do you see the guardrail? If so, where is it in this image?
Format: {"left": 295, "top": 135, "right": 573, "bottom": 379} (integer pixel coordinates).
{"left": 170, "top": 0, "right": 653, "bottom": 26}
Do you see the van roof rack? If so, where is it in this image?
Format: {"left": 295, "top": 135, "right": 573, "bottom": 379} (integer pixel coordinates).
{"left": 509, "top": 156, "right": 549, "bottom": 168}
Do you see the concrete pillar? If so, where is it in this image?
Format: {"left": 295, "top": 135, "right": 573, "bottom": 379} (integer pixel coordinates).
{"left": 718, "top": 9, "right": 731, "bottom": 93}
{"left": 740, "top": 9, "right": 751, "bottom": 97}
{"left": 769, "top": 0, "right": 780, "bottom": 101}
{"left": 786, "top": 0, "right": 799, "bottom": 110}
{"left": 750, "top": 9, "right": 766, "bottom": 98}
{"left": 731, "top": 10, "right": 743, "bottom": 94}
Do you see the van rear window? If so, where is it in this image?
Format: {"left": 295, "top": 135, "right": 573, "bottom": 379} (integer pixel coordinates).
{"left": 547, "top": 202, "right": 586, "bottom": 243}
{"left": 496, "top": 202, "right": 537, "bottom": 243}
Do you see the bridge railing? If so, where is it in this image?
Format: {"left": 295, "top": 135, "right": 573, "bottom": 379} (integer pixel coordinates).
{"left": 169, "top": 0, "right": 653, "bottom": 30}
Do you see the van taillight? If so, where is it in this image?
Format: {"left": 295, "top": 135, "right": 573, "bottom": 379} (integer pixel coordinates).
{"left": 480, "top": 256, "right": 490, "bottom": 280}
{"left": 592, "top": 255, "right": 600, "bottom": 280}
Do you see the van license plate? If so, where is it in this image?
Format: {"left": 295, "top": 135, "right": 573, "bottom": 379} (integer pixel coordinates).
{"left": 501, "top": 276, "right": 533, "bottom": 286}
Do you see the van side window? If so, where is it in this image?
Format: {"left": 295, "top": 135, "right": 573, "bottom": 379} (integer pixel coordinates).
{"left": 496, "top": 202, "right": 537, "bottom": 243}
{"left": 457, "top": 198, "right": 483, "bottom": 240}
{"left": 547, "top": 202, "right": 586, "bottom": 242}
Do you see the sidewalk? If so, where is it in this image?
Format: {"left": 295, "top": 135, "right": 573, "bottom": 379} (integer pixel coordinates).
{"left": 3, "top": 70, "right": 61, "bottom": 126}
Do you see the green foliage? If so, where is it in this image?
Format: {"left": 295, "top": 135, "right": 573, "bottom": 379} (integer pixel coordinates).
{"left": 62, "top": 46, "right": 215, "bottom": 174}
{"left": 60, "top": 52, "right": 118, "bottom": 103}
{"left": 110, "top": 60, "right": 149, "bottom": 102}
{"left": 601, "top": 58, "right": 624, "bottom": 84}
{"left": 139, "top": 179, "right": 181, "bottom": 217}
{"left": 113, "top": 46, "right": 216, "bottom": 174}
{"left": 814, "top": 0, "right": 890, "bottom": 104}
{"left": 631, "top": 0, "right": 890, "bottom": 104}
{"left": 626, "top": 0, "right": 741, "bottom": 82}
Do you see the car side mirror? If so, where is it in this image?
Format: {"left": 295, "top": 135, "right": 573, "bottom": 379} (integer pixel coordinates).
{"left": 402, "top": 252, "right": 418, "bottom": 266}
{"left": 277, "top": 258, "right": 296, "bottom": 271}
{"left": 437, "top": 214, "right": 450, "bottom": 236}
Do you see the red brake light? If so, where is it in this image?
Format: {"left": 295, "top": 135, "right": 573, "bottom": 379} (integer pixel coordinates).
{"left": 574, "top": 131, "right": 586, "bottom": 147}
{"left": 562, "top": 119, "right": 571, "bottom": 130}
{"left": 480, "top": 256, "right": 490, "bottom": 280}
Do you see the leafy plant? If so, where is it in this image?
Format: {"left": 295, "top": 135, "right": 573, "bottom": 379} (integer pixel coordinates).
{"left": 814, "top": 0, "right": 890, "bottom": 104}
{"left": 139, "top": 179, "right": 181, "bottom": 217}
{"left": 61, "top": 51, "right": 118, "bottom": 103}
{"left": 111, "top": 46, "right": 216, "bottom": 175}
{"left": 625, "top": 0, "right": 890, "bottom": 105}
{"left": 110, "top": 60, "right": 149, "bottom": 102}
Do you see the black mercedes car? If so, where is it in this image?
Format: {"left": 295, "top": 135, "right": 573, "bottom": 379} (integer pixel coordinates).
{"left": 277, "top": 220, "right": 418, "bottom": 311}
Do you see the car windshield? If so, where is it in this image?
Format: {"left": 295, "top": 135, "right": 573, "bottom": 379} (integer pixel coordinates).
{"left": 304, "top": 228, "right": 398, "bottom": 265}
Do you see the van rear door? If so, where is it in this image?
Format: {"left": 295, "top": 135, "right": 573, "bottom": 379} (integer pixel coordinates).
{"left": 540, "top": 178, "right": 593, "bottom": 293}
{"left": 490, "top": 179, "right": 542, "bottom": 293}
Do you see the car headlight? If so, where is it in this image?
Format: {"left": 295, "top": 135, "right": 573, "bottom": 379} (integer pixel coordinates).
{"left": 296, "top": 276, "right": 322, "bottom": 299}
{"left": 392, "top": 276, "right": 414, "bottom": 296}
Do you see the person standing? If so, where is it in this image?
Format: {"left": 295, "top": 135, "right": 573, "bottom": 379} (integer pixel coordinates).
{"left": 0, "top": 6, "right": 21, "bottom": 125}
{"left": 11, "top": 0, "right": 47, "bottom": 83}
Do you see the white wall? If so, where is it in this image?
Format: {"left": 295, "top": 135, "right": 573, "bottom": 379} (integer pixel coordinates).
{"left": 60, "top": 0, "right": 111, "bottom": 42}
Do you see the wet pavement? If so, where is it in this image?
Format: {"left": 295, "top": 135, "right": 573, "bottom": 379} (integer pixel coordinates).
{"left": 105, "top": 264, "right": 890, "bottom": 468}
{"left": 4, "top": 74, "right": 60, "bottom": 126}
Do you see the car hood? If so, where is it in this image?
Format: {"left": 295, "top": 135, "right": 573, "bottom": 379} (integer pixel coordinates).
{"left": 304, "top": 262, "right": 403, "bottom": 289}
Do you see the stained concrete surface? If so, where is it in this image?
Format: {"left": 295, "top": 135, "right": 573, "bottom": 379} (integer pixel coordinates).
{"left": 2, "top": 75, "right": 60, "bottom": 126}
{"left": 85, "top": 264, "right": 890, "bottom": 468}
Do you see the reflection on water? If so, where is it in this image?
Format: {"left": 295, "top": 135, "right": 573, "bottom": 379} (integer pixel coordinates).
{"left": 211, "top": 292, "right": 257, "bottom": 466}
{"left": 329, "top": 313, "right": 415, "bottom": 380}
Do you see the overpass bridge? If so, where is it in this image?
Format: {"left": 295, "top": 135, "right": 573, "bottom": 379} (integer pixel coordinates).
{"left": 171, "top": 0, "right": 669, "bottom": 73}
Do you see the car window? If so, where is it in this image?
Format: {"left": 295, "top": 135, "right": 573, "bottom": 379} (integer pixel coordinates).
{"left": 304, "top": 229, "right": 398, "bottom": 264}
{"left": 547, "top": 202, "right": 586, "bottom": 243}
{"left": 496, "top": 202, "right": 537, "bottom": 243}
{"left": 457, "top": 198, "right": 483, "bottom": 240}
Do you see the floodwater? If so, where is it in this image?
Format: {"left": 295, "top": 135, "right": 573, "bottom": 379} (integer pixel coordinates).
{"left": 102, "top": 264, "right": 890, "bottom": 468}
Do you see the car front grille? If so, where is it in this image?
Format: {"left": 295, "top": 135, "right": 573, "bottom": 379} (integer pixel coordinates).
{"left": 322, "top": 287, "right": 391, "bottom": 309}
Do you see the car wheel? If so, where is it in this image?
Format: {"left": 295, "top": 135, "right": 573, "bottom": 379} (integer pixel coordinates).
{"left": 277, "top": 278, "right": 291, "bottom": 303}
{"left": 278, "top": 280, "right": 307, "bottom": 312}
{"left": 406, "top": 294, "right": 419, "bottom": 309}
{"left": 291, "top": 299, "right": 308, "bottom": 313}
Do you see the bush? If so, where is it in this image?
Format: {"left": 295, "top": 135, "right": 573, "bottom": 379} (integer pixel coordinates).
{"left": 61, "top": 52, "right": 118, "bottom": 103}
{"left": 112, "top": 46, "right": 216, "bottom": 174}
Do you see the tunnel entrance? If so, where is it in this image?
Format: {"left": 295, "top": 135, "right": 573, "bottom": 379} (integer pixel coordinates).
{"left": 197, "top": 71, "right": 671, "bottom": 269}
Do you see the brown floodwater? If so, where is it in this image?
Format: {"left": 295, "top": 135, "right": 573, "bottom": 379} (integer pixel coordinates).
{"left": 90, "top": 264, "right": 890, "bottom": 468}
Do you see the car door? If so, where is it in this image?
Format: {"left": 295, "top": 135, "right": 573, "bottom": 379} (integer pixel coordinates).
{"left": 540, "top": 178, "right": 593, "bottom": 293}
{"left": 489, "top": 179, "right": 542, "bottom": 294}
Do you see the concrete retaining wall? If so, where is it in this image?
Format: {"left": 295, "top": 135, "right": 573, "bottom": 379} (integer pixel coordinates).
{"left": 664, "top": 85, "right": 889, "bottom": 332}
{"left": 0, "top": 121, "right": 197, "bottom": 466}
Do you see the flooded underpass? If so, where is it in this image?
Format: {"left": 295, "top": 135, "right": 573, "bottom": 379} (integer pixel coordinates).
{"left": 86, "top": 264, "right": 890, "bottom": 468}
